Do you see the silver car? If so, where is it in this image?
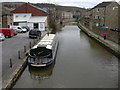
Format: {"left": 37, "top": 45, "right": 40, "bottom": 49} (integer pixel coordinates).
{"left": 0, "top": 33, "right": 5, "bottom": 41}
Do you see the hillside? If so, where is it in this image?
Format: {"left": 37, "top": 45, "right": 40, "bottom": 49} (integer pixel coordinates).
{"left": 2, "top": 2, "right": 86, "bottom": 16}
{"left": 2, "top": 2, "right": 25, "bottom": 15}
{"left": 33, "top": 3, "right": 86, "bottom": 13}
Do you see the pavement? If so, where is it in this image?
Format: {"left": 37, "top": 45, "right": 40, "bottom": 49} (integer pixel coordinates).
{"left": 80, "top": 24, "right": 120, "bottom": 52}
{"left": 2, "top": 31, "right": 47, "bottom": 88}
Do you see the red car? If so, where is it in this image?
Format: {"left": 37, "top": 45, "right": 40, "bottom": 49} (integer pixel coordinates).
{"left": 0, "top": 28, "right": 14, "bottom": 38}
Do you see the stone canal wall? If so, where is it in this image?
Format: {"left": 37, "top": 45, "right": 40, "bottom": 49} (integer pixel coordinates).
{"left": 77, "top": 23, "right": 120, "bottom": 59}
{"left": 3, "top": 57, "right": 27, "bottom": 89}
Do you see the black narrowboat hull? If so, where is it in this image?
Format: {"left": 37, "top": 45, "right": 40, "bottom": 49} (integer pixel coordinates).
{"left": 27, "top": 40, "right": 59, "bottom": 68}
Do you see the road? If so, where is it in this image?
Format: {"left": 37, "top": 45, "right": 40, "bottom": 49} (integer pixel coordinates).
{"left": 2, "top": 32, "right": 45, "bottom": 80}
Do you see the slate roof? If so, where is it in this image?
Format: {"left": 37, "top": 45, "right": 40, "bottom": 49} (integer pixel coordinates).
{"left": 92, "top": 2, "right": 112, "bottom": 9}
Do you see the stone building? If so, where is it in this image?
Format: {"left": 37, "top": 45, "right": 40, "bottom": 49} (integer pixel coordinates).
{"left": 118, "top": 3, "right": 120, "bottom": 30}
{"left": 2, "top": 3, "right": 14, "bottom": 28}
{"left": 62, "top": 11, "right": 73, "bottom": 19}
{"left": 2, "top": 15, "right": 13, "bottom": 28}
{"left": 81, "top": 1, "right": 119, "bottom": 30}
{"left": 105, "top": 2, "right": 119, "bottom": 29}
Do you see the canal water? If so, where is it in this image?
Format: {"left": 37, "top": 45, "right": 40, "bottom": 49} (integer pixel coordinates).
{"left": 13, "top": 25, "right": 118, "bottom": 88}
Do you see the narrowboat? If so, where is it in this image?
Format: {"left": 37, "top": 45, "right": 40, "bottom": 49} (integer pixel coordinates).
{"left": 27, "top": 34, "right": 59, "bottom": 67}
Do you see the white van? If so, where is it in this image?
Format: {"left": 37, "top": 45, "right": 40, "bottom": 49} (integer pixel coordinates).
{"left": 10, "top": 26, "right": 27, "bottom": 33}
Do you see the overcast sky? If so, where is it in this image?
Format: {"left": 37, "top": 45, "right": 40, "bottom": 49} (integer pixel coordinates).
{"left": 0, "top": 0, "right": 119, "bottom": 8}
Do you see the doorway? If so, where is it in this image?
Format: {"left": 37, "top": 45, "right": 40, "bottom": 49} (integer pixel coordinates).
{"left": 34, "top": 23, "right": 39, "bottom": 29}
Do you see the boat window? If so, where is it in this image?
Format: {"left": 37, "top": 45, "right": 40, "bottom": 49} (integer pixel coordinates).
{"left": 30, "top": 47, "right": 52, "bottom": 58}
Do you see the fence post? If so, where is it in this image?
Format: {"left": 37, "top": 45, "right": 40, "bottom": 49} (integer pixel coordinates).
{"left": 30, "top": 42, "right": 31, "bottom": 48}
{"left": 37, "top": 37, "right": 39, "bottom": 41}
{"left": 18, "top": 51, "right": 21, "bottom": 59}
{"left": 34, "top": 39, "right": 36, "bottom": 45}
{"left": 9, "top": 58, "right": 12, "bottom": 68}
{"left": 24, "top": 45, "right": 26, "bottom": 53}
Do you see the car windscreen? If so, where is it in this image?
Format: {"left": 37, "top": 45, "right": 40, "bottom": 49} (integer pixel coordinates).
{"left": 29, "top": 30, "right": 37, "bottom": 34}
{"left": 22, "top": 27, "right": 26, "bottom": 29}
{"left": 18, "top": 27, "right": 22, "bottom": 29}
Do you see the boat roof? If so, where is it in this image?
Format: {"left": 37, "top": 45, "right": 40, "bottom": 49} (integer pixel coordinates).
{"left": 32, "top": 34, "right": 55, "bottom": 49}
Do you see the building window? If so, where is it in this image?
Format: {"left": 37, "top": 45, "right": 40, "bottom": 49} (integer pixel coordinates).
{"left": 96, "top": 8, "right": 100, "bottom": 12}
{"left": 101, "top": 16, "right": 104, "bottom": 19}
{"left": 113, "top": 6, "right": 118, "bottom": 10}
{"left": 96, "top": 23, "right": 99, "bottom": 26}
{"left": 95, "top": 15, "right": 100, "bottom": 19}
{"left": 40, "top": 23, "right": 43, "bottom": 29}
{"left": 34, "top": 23, "right": 39, "bottom": 29}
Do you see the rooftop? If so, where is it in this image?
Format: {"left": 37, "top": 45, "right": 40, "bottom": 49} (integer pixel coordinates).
{"left": 92, "top": 2, "right": 112, "bottom": 9}
{"left": 11, "top": 3, "right": 48, "bottom": 16}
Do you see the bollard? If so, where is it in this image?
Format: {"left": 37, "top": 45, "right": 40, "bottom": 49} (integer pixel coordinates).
{"left": 24, "top": 46, "right": 26, "bottom": 53}
{"left": 34, "top": 39, "right": 36, "bottom": 45}
{"left": 30, "top": 42, "right": 31, "bottom": 48}
{"left": 9, "top": 58, "right": 12, "bottom": 68}
{"left": 37, "top": 37, "right": 39, "bottom": 41}
{"left": 32, "top": 40, "right": 34, "bottom": 46}
{"left": 18, "top": 51, "right": 21, "bottom": 59}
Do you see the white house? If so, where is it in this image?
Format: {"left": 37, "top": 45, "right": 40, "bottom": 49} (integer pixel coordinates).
{"left": 11, "top": 3, "right": 48, "bottom": 31}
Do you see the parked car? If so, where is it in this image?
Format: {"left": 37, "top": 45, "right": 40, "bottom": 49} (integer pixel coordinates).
{"left": 29, "top": 30, "right": 41, "bottom": 39}
{"left": 10, "top": 26, "right": 27, "bottom": 33}
{"left": 100, "top": 26, "right": 109, "bottom": 30}
{"left": 0, "top": 28, "right": 14, "bottom": 38}
{"left": 110, "top": 28, "right": 120, "bottom": 32}
{"left": 22, "top": 26, "right": 30, "bottom": 32}
{"left": 0, "top": 33, "right": 5, "bottom": 41}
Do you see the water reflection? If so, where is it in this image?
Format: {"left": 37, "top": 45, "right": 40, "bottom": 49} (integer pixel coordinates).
{"left": 28, "top": 62, "right": 55, "bottom": 81}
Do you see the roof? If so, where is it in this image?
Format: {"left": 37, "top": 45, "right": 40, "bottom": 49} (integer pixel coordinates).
{"left": 11, "top": 3, "right": 48, "bottom": 16}
{"left": 28, "top": 16, "right": 47, "bottom": 23}
{"left": 32, "top": 34, "right": 55, "bottom": 49}
{"left": 92, "top": 2, "right": 112, "bottom": 9}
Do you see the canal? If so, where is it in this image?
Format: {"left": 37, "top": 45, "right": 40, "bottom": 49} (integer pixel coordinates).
{"left": 13, "top": 25, "right": 118, "bottom": 88}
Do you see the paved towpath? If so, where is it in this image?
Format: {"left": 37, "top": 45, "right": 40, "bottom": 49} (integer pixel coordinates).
{"left": 80, "top": 24, "right": 120, "bottom": 52}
